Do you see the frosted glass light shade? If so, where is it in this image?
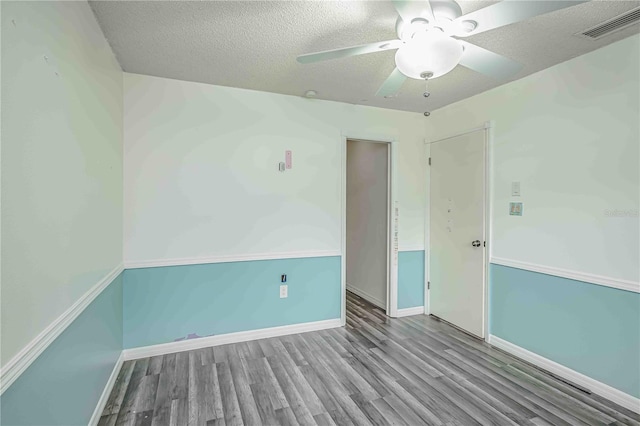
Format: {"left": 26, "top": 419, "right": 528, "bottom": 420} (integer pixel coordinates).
{"left": 395, "top": 31, "right": 463, "bottom": 79}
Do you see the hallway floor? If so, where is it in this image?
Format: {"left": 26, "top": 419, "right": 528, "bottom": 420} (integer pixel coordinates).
{"left": 99, "top": 291, "right": 639, "bottom": 425}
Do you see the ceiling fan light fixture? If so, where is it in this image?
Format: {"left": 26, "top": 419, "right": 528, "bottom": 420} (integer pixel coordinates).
{"left": 394, "top": 30, "right": 463, "bottom": 80}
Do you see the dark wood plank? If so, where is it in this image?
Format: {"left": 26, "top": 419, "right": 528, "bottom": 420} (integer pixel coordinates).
{"left": 203, "top": 363, "right": 225, "bottom": 421}
{"left": 313, "top": 412, "right": 337, "bottom": 426}
{"left": 227, "top": 346, "right": 262, "bottom": 425}
{"left": 169, "top": 398, "right": 188, "bottom": 426}
{"left": 133, "top": 410, "right": 153, "bottom": 426}
{"left": 246, "top": 357, "right": 288, "bottom": 410}
{"left": 131, "top": 358, "right": 150, "bottom": 382}
{"left": 267, "top": 354, "right": 317, "bottom": 425}
{"left": 206, "top": 418, "right": 226, "bottom": 426}
{"left": 250, "top": 382, "right": 279, "bottom": 425}
{"left": 199, "top": 347, "right": 216, "bottom": 366}
{"left": 115, "top": 370, "right": 144, "bottom": 426}
{"left": 171, "top": 352, "right": 189, "bottom": 400}
{"left": 370, "top": 397, "right": 408, "bottom": 426}
{"left": 151, "top": 369, "right": 172, "bottom": 426}
{"left": 216, "top": 361, "right": 244, "bottom": 426}
{"left": 134, "top": 373, "right": 160, "bottom": 426}
{"left": 104, "top": 361, "right": 136, "bottom": 415}
{"left": 274, "top": 407, "right": 298, "bottom": 426}
{"left": 147, "top": 356, "right": 164, "bottom": 376}
{"left": 98, "top": 414, "right": 118, "bottom": 426}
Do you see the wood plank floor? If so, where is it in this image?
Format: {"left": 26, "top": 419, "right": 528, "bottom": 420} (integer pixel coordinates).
{"left": 99, "top": 291, "right": 640, "bottom": 426}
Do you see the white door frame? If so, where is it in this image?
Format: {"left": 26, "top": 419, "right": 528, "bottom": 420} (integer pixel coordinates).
{"left": 423, "top": 121, "right": 493, "bottom": 339}
{"left": 341, "top": 132, "right": 399, "bottom": 326}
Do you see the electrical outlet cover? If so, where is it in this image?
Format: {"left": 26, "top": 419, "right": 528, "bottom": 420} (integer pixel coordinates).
{"left": 280, "top": 285, "right": 288, "bottom": 298}
{"left": 509, "top": 202, "right": 523, "bottom": 216}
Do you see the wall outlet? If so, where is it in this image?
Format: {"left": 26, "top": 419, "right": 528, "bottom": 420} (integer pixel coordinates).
{"left": 280, "top": 285, "right": 288, "bottom": 298}
{"left": 509, "top": 202, "right": 523, "bottom": 216}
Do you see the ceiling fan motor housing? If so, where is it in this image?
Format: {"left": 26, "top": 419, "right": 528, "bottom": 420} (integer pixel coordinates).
{"left": 396, "top": 0, "right": 463, "bottom": 40}
{"left": 431, "top": 0, "right": 463, "bottom": 22}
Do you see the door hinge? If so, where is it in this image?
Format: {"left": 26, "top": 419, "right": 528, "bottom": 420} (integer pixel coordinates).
{"left": 427, "top": 281, "right": 430, "bottom": 290}
{"left": 428, "top": 157, "right": 431, "bottom": 166}
{"left": 484, "top": 241, "right": 486, "bottom": 247}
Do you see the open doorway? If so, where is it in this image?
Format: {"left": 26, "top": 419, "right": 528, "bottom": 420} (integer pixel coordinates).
{"left": 345, "top": 138, "right": 392, "bottom": 317}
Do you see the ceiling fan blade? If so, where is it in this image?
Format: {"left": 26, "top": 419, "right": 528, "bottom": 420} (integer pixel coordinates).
{"left": 392, "top": 0, "right": 435, "bottom": 24}
{"left": 376, "top": 67, "right": 407, "bottom": 97}
{"left": 459, "top": 41, "right": 523, "bottom": 80}
{"left": 297, "top": 40, "right": 402, "bottom": 64}
{"left": 453, "top": 0, "right": 589, "bottom": 37}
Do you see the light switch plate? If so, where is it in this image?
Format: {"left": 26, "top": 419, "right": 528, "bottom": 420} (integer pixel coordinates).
{"left": 511, "top": 182, "right": 521, "bottom": 196}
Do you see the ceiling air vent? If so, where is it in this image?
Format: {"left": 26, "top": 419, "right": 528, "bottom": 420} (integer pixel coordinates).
{"left": 576, "top": 7, "right": 640, "bottom": 40}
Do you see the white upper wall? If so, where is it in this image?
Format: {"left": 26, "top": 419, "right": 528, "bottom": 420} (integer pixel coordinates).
{"left": 428, "top": 34, "right": 640, "bottom": 284}
{"left": 1, "top": 1, "right": 123, "bottom": 366}
{"left": 124, "top": 73, "right": 426, "bottom": 264}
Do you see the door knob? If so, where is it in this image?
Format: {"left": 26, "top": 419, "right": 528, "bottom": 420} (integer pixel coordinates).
{"left": 472, "top": 240, "right": 482, "bottom": 247}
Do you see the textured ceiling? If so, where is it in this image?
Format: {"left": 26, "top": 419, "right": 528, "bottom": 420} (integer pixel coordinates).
{"left": 90, "top": 0, "right": 640, "bottom": 113}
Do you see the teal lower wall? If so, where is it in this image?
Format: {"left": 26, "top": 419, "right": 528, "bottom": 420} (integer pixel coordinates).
{"left": 1, "top": 273, "right": 124, "bottom": 426}
{"left": 490, "top": 264, "right": 640, "bottom": 398}
{"left": 123, "top": 256, "right": 341, "bottom": 348}
{"left": 398, "top": 250, "right": 425, "bottom": 309}
{"left": 6, "top": 259, "right": 637, "bottom": 425}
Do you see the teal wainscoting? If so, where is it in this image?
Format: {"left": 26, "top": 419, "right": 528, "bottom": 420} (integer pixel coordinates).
{"left": 1, "top": 273, "right": 124, "bottom": 426}
{"left": 490, "top": 263, "right": 640, "bottom": 398}
{"left": 123, "top": 256, "right": 341, "bottom": 349}
{"left": 398, "top": 250, "right": 425, "bottom": 309}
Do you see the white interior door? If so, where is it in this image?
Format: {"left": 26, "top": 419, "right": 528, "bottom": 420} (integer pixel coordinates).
{"left": 429, "top": 129, "right": 486, "bottom": 338}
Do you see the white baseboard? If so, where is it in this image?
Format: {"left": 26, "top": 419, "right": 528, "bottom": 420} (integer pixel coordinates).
{"left": 396, "top": 306, "right": 425, "bottom": 317}
{"left": 488, "top": 335, "right": 640, "bottom": 414}
{"left": 123, "top": 318, "right": 342, "bottom": 360}
{"left": 346, "top": 285, "right": 386, "bottom": 309}
{"left": 89, "top": 352, "right": 124, "bottom": 426}
{"left": 490, "top": 257, "right": 639, "bottom": 294}
{"left": 0, "top": 263, "right": 124, "bottom": 395}
{"left": 125, "top": 250, "right": 342, "bottom": 269}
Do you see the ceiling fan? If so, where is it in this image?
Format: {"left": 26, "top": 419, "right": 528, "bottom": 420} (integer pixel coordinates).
{"left": 297, "top": 0, "right": 588, "bottom": 97}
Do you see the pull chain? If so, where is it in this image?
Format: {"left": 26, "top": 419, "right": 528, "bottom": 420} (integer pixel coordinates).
{"left": 423, "top": 76, "right": 431, "bottom": 117}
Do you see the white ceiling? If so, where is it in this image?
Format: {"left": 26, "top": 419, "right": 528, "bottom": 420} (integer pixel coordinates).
{"left": 90, "top": 0, "right": 640, "bottom": 113}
